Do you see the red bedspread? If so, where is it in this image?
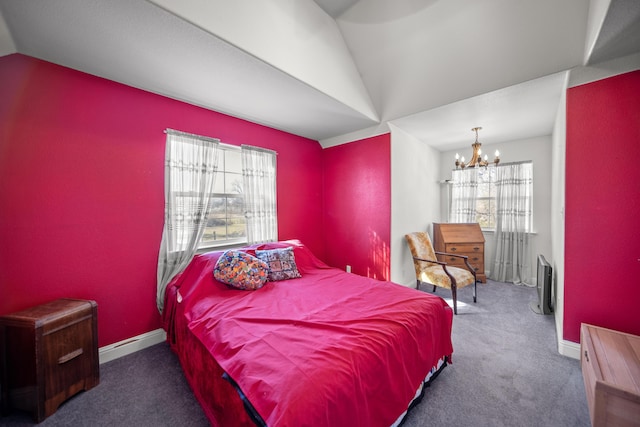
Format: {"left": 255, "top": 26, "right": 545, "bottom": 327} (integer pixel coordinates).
{"left": 165, "top": 241, "right": 453, "bottom": 427}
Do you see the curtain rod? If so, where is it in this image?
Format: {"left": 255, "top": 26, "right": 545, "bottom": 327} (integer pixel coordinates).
{"left": 241, "top": 144, "right": 278, "bottom": 156}
{"left": 164, "top": 129, "right": 278, "bottom": 155}
{"left": 495, "top": 160, "right": 532, "bottom": 166}
{"left": 450, "top": 160, "right": 532, "bottom": 171}
{"left": 164, "top": 128, "right": 221, "bottom": 144}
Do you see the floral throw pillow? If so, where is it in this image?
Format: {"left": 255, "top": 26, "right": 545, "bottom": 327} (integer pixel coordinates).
{"left": 256, "top": 247, "right": 302, "bottom": 281}
{"left": 213, "top": 250, "right": 269, "bottom": 290}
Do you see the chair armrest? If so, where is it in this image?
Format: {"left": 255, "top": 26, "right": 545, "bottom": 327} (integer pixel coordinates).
{"left": 434, "top": 252, "right": 477, "bottom": 283}
{"left": 412, "top": 256, "right": 446, "bottom": 266}
{"left": 435, "top": 251, "right": 468, "bottom": 260}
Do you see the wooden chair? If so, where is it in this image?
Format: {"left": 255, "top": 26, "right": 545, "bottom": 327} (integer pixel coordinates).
{"left": 405, "top": 231, "right": 477, "bottom": 314}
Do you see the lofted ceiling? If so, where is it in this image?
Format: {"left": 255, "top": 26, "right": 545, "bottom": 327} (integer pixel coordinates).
{"left": 0, "top": 0, "right": 638, "bottom": 150}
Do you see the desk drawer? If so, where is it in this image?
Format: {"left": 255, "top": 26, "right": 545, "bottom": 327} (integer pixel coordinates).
{"left": 442, "top": 254, "right": 484, "bottom": 273}
{"left": 445, "top": 243, "right": 483, "bottom": 254}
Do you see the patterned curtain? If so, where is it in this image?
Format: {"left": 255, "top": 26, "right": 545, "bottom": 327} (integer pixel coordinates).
{"left": 489, "top": 162, "right": 533, "bottom": 285}
{"left": 156, "top": 130, "right": 219, "bottom": 313}
{"left": 449, "top": 168, "right": 479, "bottom": 223}
{"left": 242, "top": 145, "right": 277, "bottom": 244}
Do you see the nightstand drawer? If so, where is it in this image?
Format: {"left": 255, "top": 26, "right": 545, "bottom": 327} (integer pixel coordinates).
{"left": 43, "top": 314, "right": 95, "bottom": 410}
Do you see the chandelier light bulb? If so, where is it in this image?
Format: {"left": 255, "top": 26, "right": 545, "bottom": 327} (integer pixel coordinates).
{"left": 495, "top": 150, "right": 500, "bottom": 157}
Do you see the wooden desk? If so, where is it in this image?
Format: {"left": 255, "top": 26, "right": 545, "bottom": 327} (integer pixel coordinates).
{"left": 0, "top": 299, "right": 99, "bottom": 422}
{"left": 433, "top": 223, "right": 486, "bottom": 282}
{"left": 580, "top": 323, "right": 640, "bottom": 427}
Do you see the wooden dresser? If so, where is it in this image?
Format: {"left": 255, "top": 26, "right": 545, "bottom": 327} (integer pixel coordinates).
{"left": 433, "top": 223, "right": 486, "bottom": 282}
{"left": 0, "top": 299, "right": 99, "bottom": 422}
{"left": 580, "top": 323, "right": 640, "bottom": 427}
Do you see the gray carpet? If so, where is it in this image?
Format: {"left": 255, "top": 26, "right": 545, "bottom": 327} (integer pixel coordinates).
{"left": 1, "top": 280, "right": 590, "bottom": 426}
{"left": 1, "top": 335, "right": 209, "bottom": 427}
{"left": 404, "top": 281, "right": 590, "bottom": 427}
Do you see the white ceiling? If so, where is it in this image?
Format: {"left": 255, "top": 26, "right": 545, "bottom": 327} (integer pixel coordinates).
{"left": 391, "top": 71, "right": 568, "bottom": 151}
{"left": 0, "top": 0, "right": 638, "bottom": 149}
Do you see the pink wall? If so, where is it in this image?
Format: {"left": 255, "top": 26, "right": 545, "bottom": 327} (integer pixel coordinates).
{"left": 0, "top": 54, "right": 324, "bottom": 346}
{"left": 564, "top": 70, "right": 640, "bottom": 343}
{"left": 322, "top": 134, "right": 391, "bottom": 280}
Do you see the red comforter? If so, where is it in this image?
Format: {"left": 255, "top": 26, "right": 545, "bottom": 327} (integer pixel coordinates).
{"left": 164, "top": 240, "right": 453, "bottom": 427}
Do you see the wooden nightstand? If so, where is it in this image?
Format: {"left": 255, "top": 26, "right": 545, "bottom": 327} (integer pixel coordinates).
{"left": 0, "top": 298, "right": 99, "bottom": 422}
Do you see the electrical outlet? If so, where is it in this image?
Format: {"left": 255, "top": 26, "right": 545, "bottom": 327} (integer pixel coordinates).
{"left": 346, "top": 265, "right": 351, "bottom": 273}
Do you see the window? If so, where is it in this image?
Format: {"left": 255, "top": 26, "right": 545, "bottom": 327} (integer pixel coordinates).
{"left": 475, "top": 167, "right": 496, "bottom": 229}
{"left": 200, "top": 145, "right": 247, "bottom": 248}
{"left": 158, "top": 129, "right": 277, "bottom": 312}
{"left": 450, "top": 162, "right": 532, "bottom": 232}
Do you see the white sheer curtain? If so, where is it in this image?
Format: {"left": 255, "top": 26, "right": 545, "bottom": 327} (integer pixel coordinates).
{"left": 156, "top": 130, "right": 220, "bottom": 313}
{"left": 449, "top": 168, "right": 479, "bottom": 223}
{"left": 489, "top": 162, "right": 533, "bottom": 285}
{"left": 242, "top": 145, "right": 277, "bottom": 244}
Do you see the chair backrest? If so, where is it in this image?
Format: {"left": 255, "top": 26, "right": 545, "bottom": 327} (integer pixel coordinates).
{"left": 405, "top": 232, "right": 437, "bottom": 262}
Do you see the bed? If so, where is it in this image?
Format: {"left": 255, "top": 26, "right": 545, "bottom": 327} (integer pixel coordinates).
{"left": 162, "top": 240, "right": 454, "bottom": 427}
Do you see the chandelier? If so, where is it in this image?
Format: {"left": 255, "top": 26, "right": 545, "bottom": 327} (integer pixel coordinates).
{"left": 454, "top": 127, "right": 500, "bottom": 169}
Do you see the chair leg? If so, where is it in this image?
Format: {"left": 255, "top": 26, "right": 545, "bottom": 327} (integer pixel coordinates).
{"left": 451, "top": 285, "right": 458, "bottom": 315}
{"left": 416, "top": 280, "right": 420, "bottom": 290}
{"left": 432, "top": 285, "right": 436, "bottom": 293}
{"left": 473, "top": 279, "right": 477, "bottom": 303}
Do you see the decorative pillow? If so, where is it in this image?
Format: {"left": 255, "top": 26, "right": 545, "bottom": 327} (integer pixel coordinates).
{"left": 213, "top": 250, "right": 269, "bottom": 290}
{"left": 256, "top": 247, "right": 302, "bottom": 281}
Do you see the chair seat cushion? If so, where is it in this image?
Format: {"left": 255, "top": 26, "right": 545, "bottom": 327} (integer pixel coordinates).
{"left": 419, "top": 265, "right": 475, "bottom": 289}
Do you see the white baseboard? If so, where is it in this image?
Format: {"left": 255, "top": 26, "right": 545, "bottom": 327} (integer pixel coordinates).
{"left": 97, "top": 326, "right": 580, "bottom": 364}
{"left": 558, "top": 338, "right": 580, "bottom": 360}
{"left": 98, "top": 328, "right": 167, "bottom": 364}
